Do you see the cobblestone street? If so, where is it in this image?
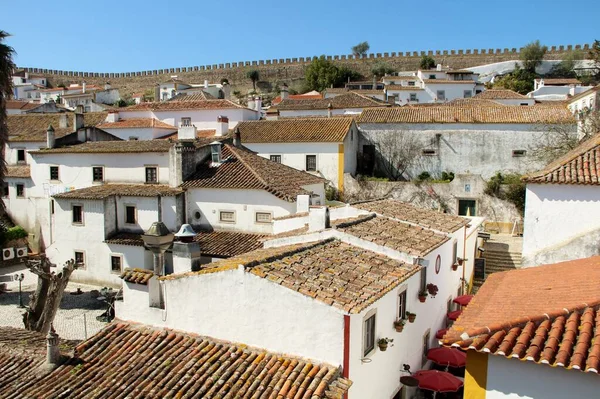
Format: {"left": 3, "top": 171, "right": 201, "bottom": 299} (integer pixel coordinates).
{"left": 0, "top": 264, "right": 111, "bottom": 341}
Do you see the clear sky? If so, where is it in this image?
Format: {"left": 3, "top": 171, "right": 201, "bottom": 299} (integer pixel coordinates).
{"left": 3, "top": 0, "right": 599, "bottom": 72}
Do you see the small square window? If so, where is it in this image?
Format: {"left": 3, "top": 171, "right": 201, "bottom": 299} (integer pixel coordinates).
{"left": 429, "top": 74, "right": 436, "bottom": 79}
{"left": 110, "top": 255, "right": 122, "bottom": 273}
{"left": 409, "top": 93, "right": 418, "bottom": 101}
{"left": 50, "top": 166, "right": 59, "bottom": 181}
{"left": 92, "top": 166, "right": 104, "bottom": 182}
{"left": 463, "top": 90, "right": 472, "bottom": 98}
{"left": 16, "top": 184, "right": 25, "bottom": 198}
{"left": 255, "top": 212, "right": 272, "bottom": 223}
{"left": 363, "top": 313, "right": 376, "bottom": 357}
{"left": 306, "top": 155, "right": 317, "bottom": 172}
{"left": 270, "top": 155, "right": 282, "bottom": 163}
{"left": 181, "top": 117, "right": 191, "bottom": 127}
{"left": 17, "top": 149, "right": 26, "bottom": 163}
{"left": 72, "top": 205, "right": 83, "bottom": 224}
{"left": 219, "top": 211, "right": 235, "bottom": 223}
{"left": 75, "top": 251, "right": 85, "bottom": 269}
{"left": 145, "top": 167, "right": 158, "bottom": 183}
{"left": 512, "top": 150, "right": 527, "bottom": 157}
{"left": 408, "top": 81, "right": 416, "bottom": 86}
{"left": 422, "top": 149, "right": 437, "bottom": 156}
{"left": 125, "top": 206, "right": 136, "bottom": 224}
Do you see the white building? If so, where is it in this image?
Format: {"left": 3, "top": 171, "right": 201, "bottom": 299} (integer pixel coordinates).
{"left": 528, "top": 78, "right": 593, "bottom": 101}
{"left": 157, "top": 77, "right": 226, "bottom": 101}
{"left": 271, "top": 92, "right": 388, "bottom": 118}
{"left": 11, "top": 70, "right": 47, "bottom": 101}
{"left": 442, "top": 256, "right": 600, "bottom": 399}
{"left": 522, "top": 134, "right": 600, "bottom": 266}
{"left": 236, "top": 118, "right": 359, "bottom": 192}
{"left": 473, "top": 89, "right": 536, "bottom": 106}
{"left": 116, "top": 198, "right": 483, "bottom": 399}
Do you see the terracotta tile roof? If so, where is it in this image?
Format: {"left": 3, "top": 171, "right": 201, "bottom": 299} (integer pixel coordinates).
{"left": 182, "top": 144, "right": 324, "bottom": 202}
{"left": 30, "top": 139, "right": 174, "bottom": 154}
{"left": 4, "top": 322, "right": 351, "bottom": 399}
{"left": 272, "top": 93, "right": 323, "bottom": 105}
{"left": 383, "top": 76, "right": 419, "bottom": 81}
{"left": 97, "top": 118, "right": 176, "bottom": 130}
{"left": 105, "top": 232, "right": 145, "bottom": 246}
{"left": 122, "top": 99, "right": 249, "bottom": 111}
{"left": 167, "top": 239, "right": 418, "bottom": 313}
{"left": 325, "top": 88, "right": 384, "bottom": 96}
{"left": 170, "top": 91, "right": 216, "bottom": 101}
{"left": 446, "top": 70, "right": 477, "bottom": 74}
{"left": 237, "top": 118, "right": 353, "bottom": 143}
{"left": 538, "top": 78, "right": 582, "bottom": 85}
{"left": 120, "top": 268, "right": 154, "bottom": 284}
{"left": 474, "top": 89, "right": 527, "bottom": 100}
{"left": 442, "top": 256, "right": 600, "bottom": 373}
{"left": 5, "top": 165, "right": 31, "bottom": 178}
{"left": 159, "top": 129, "right": 217, "bottom": 140}
{"left": 334, "top": 213, "right": 449, "bottom": 256}
{"left": 353, "top": 199, "right": 469, "bottom": 233}
{"left": 423, "top": 79, "right": 476, "bottom": 84}
{"left": 275, "top": 92, "right": 388, "bottom": 111}
{"left": 52, "top": 184, "right": 183, "bottom": 199}
{"left": 357, "top": 104, "right": 575, "bottom": 124}
{"left": 6, "top": 100, "right": 42, "bottom": 111}
{"left": 524, "top": 133, "right": 600, "bottom": 185}
{"left": 385, "top": 85, "right": 424, "bottom": 91}
{"left": 8, "top": 112, "right": 108, "bottom": 142}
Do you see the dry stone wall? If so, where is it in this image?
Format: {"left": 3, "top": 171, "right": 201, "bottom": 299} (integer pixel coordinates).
{"left": 20, "top": 44, "right": 590, "bottom": 97}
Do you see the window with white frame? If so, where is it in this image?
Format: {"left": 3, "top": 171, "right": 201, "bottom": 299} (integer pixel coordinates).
{"left": 110, "top": 255, "right": 122, "bottom": 273}
{"left": 72, "top": 205, "right": 83, "bottom": 224}
{"left": 463, "top": 90, "right": 472, "bottom": 98}
{"left": 409, "top": 93, "right": 418, "bottom": 102}
{"left": 363, "top": 310, "right": 376, "bottom": 356}
{"left": 219, "top": 211, "right": 235, "bottom": 223}
{"left": 74, "top": 251, "right": 85, "bottom": 269}
{"left": 270, "top": 155, "right": 282, "bottom": 163}
{"left": 255, "top": 212, "right": 272, "bottom": 223}
{"left": 408, "top": 81, "right": 416, "bottom": 86}
{"left": 16, "top": 184, "right": 25, "bottom": 198}
{"left": 49, "top": 166, "right": 59, "bottom": 181}
{"left": 17, "top": 149, "right": 26, "bottom": 163}
{"left": 306, "top": 155, "right": 317, "bottom": 171}
{"left": 181, "top": 117, "right": 191, "bottom": 127}
{"left": 398, "top": 289, "right": 407, "bottom": 320}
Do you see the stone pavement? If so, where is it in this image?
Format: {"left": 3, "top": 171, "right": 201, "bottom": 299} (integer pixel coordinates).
{"left": 0, "top": 264, "right": 112, "bottom": 341}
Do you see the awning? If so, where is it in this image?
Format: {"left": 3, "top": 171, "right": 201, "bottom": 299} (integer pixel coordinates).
{"left": 413, "top": 370, "right": 463, "bottom": 393}
{"left": 453, "top": 295, "right": 473, "bottom": 306}
{"left": 447, "top": 310, "right": 463, "bottom": 321}
{"left": 427, "top": 347, "right": 467, "bottom": 368}
{"left": 435, "top": 329, "right": 448, "bottom": 339}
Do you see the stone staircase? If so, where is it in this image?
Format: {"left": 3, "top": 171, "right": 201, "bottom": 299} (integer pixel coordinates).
{"left": 472, "top": 245, "right": 522, "bottom": 293}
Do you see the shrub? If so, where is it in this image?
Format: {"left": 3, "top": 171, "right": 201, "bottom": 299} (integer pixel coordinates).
{"left": 325, "top": 185, "right": 342, "bottom": 202}
{"left": 417, "top": 171, "right": 431, "bottom": 181}
{"left": 440, "top": 171, "right": 455, "bottom": 182}
{"left": 484, "top": 172, "right": 526, "bottom": 214}
{"left": 3, "top": 226, "right": 28, "bottom": 243}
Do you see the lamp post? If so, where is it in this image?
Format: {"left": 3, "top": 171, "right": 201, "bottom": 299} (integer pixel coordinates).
{"left": 14, "top": 273, "right": 25, "bottom": 308}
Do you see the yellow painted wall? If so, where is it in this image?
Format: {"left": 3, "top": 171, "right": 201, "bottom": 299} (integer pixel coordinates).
{"left": 464, "top": 351, "right": 488, "bottom": 399}
{"left": 338, "top": 144, "right": 344, "bottom": 192}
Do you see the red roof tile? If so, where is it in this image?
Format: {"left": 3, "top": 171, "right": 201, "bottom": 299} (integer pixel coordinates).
{"left": 97, "top": 118, "right": 176, "bottom": 130}
{"left": 5, "top": 165, "right": 31, "bottom": 178}
{"left": 275, "top": 92, "right": 388, "bottom": 111}
{"left": 122, "top": 99, "right": 249, "bottom": 111}
{"left": 236, "top": 118, "right": 353, "bottom": 143}
{"left": 120, "top": 268, "right": 154, "bottom": 284}
{"left": 53, "top": 184, "right": 183, "bottom": 199}
{"left": 474, "top": 89, "right": 527, "bottom": 100}
{"left": 6, "top": 100, "right": 42, "bottom": 110}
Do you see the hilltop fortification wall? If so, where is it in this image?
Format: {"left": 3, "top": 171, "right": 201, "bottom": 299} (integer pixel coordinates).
{"left": 19, "top": 44, "right": 590, "bottom": 97}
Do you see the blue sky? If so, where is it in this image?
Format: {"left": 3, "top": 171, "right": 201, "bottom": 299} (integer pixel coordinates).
{"left": 3, "top": 0, "right": 599, "bottom": 72}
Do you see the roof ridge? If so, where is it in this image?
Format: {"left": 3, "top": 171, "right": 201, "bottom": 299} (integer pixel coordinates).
{"left": 333, "top": 213, "right": 377, "bottom": 228}
{"left": 225, "top": 144, "right": 270, "bottom": 188}
{"left": 243, "top": 238, "right": 336, "bottom": 270}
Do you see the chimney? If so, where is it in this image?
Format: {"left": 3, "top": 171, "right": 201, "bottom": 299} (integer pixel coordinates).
{"left": 247, "top": 96, "right": 255, "bottom": 111}
{"left": 24, "top": 72, "right": 29, "bottom": 80}
{"left": 172, "top": 224, "right": 202, "bottom": 274}
{"left": 327, "top": 103, "right": 333, "bottom": 118}
{"left": 82, "top": 82, "right": 86, "bottom": 93}
{"left": 154, "top": 84, "right": 160, "bottom": 102}
{"left": 106, "top": 111, "right": 119, "bottom": 123}
{"left": 44, "top": 325, "right": 63, "bottom": 371}
{"left": 436, "top": 64, "right": 442, "bottom": 71}
{"left": 178, "top": 121, "right": 197, "bottom": 140}
{"left": 216, "top": 115, "right": 229, "bottom": 137}
{"left": 254, "top": 96, "right": 262, "bottom": 112}
{"left": 59, "top": 114, "right": 68, "bottom": 129}
{"left": 308, "top": 206, "right": 331, "bottom": 232}
{"left": 222, "top": 82, "right": 231, "bottom": 100}
{"left": 233, "top": 127, "right": 242, "bottom": 148}
{"left": 46, "top": 125, "right": 55, "bottom": 148}
{"left": 204, "top": 79, "right": 209, "bottom": 89}
{"left": 104, "top": 81, "right": 111, "bottom": 91}
{"left": 280, "top": 83, "right": 289, "bottom": 100}
{"left": 74, "top": 106, "right": 84, "bottom": 129}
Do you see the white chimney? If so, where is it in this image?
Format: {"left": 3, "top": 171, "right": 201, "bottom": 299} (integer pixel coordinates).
{"left": 247, "top": 96, "right": 255, "bottom": 111}
{"left": 178, "top": 123, "right": 197, "bottom": 140}
{"left": 74, "top": 106, "right": 84, "bottom": 129}
{"left": 216, "top": 116, "right": 229, "bottom": 137}
{"left": 327, "top": 103, "right": 333, "bottom": 118}
{"left": 82, "top": 82, "right": 86, "bottom": 93}
{"left": 44, "top": 325, "right": 63, "bottom": 371}
{"left": 296, "top": 194, "right": 310, "bottom": 213}
{"left": 172, "top": 224, "right": 201, "bottom": 274}
{"left": 24, "top": 72, "right": 29, "bottom": 80}
{"left": 106, "top": 111, "right": 119, "bottom": 123}
{"left": 280, "top": 84, "right": 289, "bottom": 100}
{"left": 254, "top": 96, "right": 262, "bottom": 112}
{"left": 436, "top": 64, "right": 442, "bottom": 71}
{"left": 59, "top": 114, "right": 68, "bottom": 129}
{"left": 308, "top": 206, "right": 331, "bottom": 232}
{"left": 204, "top": 79, "right": 209, "bottom": 89}
{"left": 46, "top": 125, "right": 55, "bottom": 148}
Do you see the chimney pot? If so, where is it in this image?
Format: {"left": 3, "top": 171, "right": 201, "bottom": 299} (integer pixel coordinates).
{"left": 82, "top": 81, "right": 86, "bottom": 93}
{"left": 59, "top": 113, "right": 68, "bottom": 129}
{"left": 216, "top": 116, "right": 229, "bottom": 137}
{"left": 308, "top": 206, "right": 330, "bottom": 232}
{"left": 280, "top": 84, "right": 289, "bottom": 100}
{"left": 233, "top": 127, "right": 242, "bottom": 148}
{"left": 46, "top": 125, "right": 55, "bottom": 148}
{"left": 45, "top": 325, "right": 63, "bottom": 370}
{"left": 327, "top": 103, "right": 333, "bottom": 118}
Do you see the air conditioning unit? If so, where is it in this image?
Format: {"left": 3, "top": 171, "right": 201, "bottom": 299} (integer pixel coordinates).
{"left": 3, "top": 248, "right": 15, "bottom": 261}
{"left": 16, "top": 247, "right": 28, "bottom": 258}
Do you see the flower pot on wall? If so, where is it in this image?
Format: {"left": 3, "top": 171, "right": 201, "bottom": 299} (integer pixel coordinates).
{"left": 418, "top": 295, "right": 427, "bottom": 303}
{"left": 407, "top": 313, "right": 416, "bottom": 323}
{"left": 378, "top": 342, "right": 388, "bottom": 351}
{"left": 452, "top": 263, "right": 458, "bottom": 271}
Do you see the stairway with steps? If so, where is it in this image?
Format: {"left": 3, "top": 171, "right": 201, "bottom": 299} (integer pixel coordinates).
{"left": 472, "top": 244, "right": 522, "bottom": 293}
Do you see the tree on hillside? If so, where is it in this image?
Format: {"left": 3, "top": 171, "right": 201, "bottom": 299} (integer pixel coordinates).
{"left": 493, "top": 64, "right": 536, "bottom": 94}
{"left": 246, "top": 69, "right": 260, "bottom": 91}
{"left": 588, "top": 39, "right": 600, "bottom": 81}
{"left": 352, "top": 41, "right": 370, "bottom": 57}
{"left": 371, "top": 61, "right": 395, "bottom": 78}
{"left": 420, "top": 55, "right": 436, "bottom": 70}
{"left": 546, "top": 49, "right": 584, "bottom": 78}
{"left": 304, "top": 56, "right": 361, "bottom": 91}
{"left": 0, "top": 31, "right": 15, "bottom": 206}
{"left": 520, "top": 40, "right": 547, "bottom": 73}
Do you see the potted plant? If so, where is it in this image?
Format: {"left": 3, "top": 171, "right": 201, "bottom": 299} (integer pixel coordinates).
{"left": 394, "top": 319, "right": 406, "bottom": 332}
{"left": 451, "top": 262, "right": 459, "bottom": 271}
{"left": 378, "top": 337, "right": 393, "bottom": 351}
{"left": 406, "top": 312, "right": 417, "bottom": 323}
{"left": 457, "top": 257, "right": 465, "bottom": 266}
{"left": 418, "top": 289, "right": 428, "bottom": 303}
{"left": 426, "top": 283, "right": 439, "bottom": 298}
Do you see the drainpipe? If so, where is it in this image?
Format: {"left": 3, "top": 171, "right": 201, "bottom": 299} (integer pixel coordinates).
{"left": 343, "top": 315, "right": 350, "bottom": 399}
{"left": 157, "top": 194, "right": 162, "bottom": 222}
{"left": 462, "top": 226, "right": 467, "bottom": 295}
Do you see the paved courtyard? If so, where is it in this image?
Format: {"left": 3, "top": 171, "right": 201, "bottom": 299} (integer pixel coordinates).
{"left": 0, "top": 263, "right": 112, "bottom": 341}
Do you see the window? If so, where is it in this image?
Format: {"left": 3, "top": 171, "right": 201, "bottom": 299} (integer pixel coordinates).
{"left": 16, "top": 184, "right": 24, "bottom": 198}
{"left": 125, "top": 206, "right": 136, "bottom": 224}
{"left": 2, "top": 183, "right": 8, "bottom": 198}
{"left": 129, "top": 136, "right": 139, "bottom": 141}
{"left": 110, "top": 255, "right": 122, "bottom": 273}
{"left": 211, "top": 143, "right": 222, "bottom": 163}
{"left": 429, "top": 74, "right": 436, "bottom": 79}
{"left": 270, "top": 155, "right": 282, "bottom": 163}
{"left": 74, "top": 251, "right": 85, "bottom": 269}
{"left": 520, "top": 103, "right": 529, "bottom": 106}
{"left": 422, "top": 149, "right": 437, "bottom": 156}
{"left": 145, "top": 167, "right": 158, "bottom": 183}
{"left": 72, "top": 205, "right": 83, "bottom": 224}
{"left": 92, "top": 166, "right": 104, "bottom": 182}
{"left": 409, "top": 93, "right": 418, "bottom": 102}
{"left": 408, "top": 81, "right": 416, "bottom": 86}
{"left": 458, "top": 199, "right": 476, "bottom": 216}
{"left": 512, "top": 150, "right": 527, "bottom": 157}
{"left": 422, "top": 330, "right": 431, "bottom": 366}
{"left": 398, "top": 290, "right": 407, "bottom": 320}
{"left": 181, "top": 117, "right": 191, "bottom": 127}
{"left": 50, "top": 166, "right": 59, "bottom": 181}
{"left": 255, "top": 212, "right": 272, "bottom": 223}
{"left": 306, "top": 155, "right": 317, "bottom": 171}
{"left": 447, "top": 297, "right": 454, "bottom": 313}
{"left": 452, "top": 240, "right": 458, "bottom": 265}
{"left": 363, "top": 312, "right": 376, "bottom": 356}
{"left": 463, "top": 90, "right": 472, "bottom": 98}
{"left": 51, "top": 200, "right": 55, "bottom": 214}
{"left": 420, "top": 266, "right": 427, "bottom": 292}
{"left": 436, "top": 90, "right": 446, "bottom": 101}
{"left": 17, "top": 149, "right": 25, "bottom": 163}
{"left": 84, "top": 106, "right": 91, "bottom": 112}
{"left": 27, "top": 92, "right": 31, "bottom": 98}
{"left": 219, "top": 211, "right": 235, "bottom": 223}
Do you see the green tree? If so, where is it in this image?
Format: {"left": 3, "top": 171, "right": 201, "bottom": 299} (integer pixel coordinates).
{"left": 493, "top": 64, "right": 536, "bottom": 94}
{"left": 420, "top": 55, "right": 436, "bottom": 70}
{"left": 589, "top": 39, "right": 600, "bottom": 80}
{"left": 246, "top": 69, "right": 260, "bottom": 91}
{"left": 520, "top": 40, "right": 547, "bottom": 72}
{"left": 0, "top": 31, "right": 15, "bottom": 202}
{"left": 304, "top": 56, "right": 360, "bottom": 91}
{"left": 546, "top": 49, "right": 583, "bottom": 78}
{"left": 352, "top": 41, "right": 370, "bottom": 57}
{"left": 371, "top": 61, "right": 394, "bottom": 78}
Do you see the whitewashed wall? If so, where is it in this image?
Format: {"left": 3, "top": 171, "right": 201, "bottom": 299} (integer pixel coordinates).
{"left": 99, "top": 127, "right": 176, "bottom": 141}
{"left": 5, "top": 142, "right": 43, "bottom": 165}
{"left": 278, "top": 108, "right": 364, "bottom": 118}
{"left": 2, "top": 178, "right": 35, "bottom": 233}
{"left": 423, "top": 82, "right": 475, "bottom": 101}
{"left": 118, "top": 108, "right": 258, "bottom": 130}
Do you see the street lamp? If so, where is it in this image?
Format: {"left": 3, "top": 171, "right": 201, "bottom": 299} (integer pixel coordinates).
{"left": 14, "top": 273, "right": 25, "bottom": 308}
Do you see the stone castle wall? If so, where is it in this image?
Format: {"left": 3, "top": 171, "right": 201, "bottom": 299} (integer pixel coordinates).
{"left": 19, "top": 44, "right": 591, "bottom": 97}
